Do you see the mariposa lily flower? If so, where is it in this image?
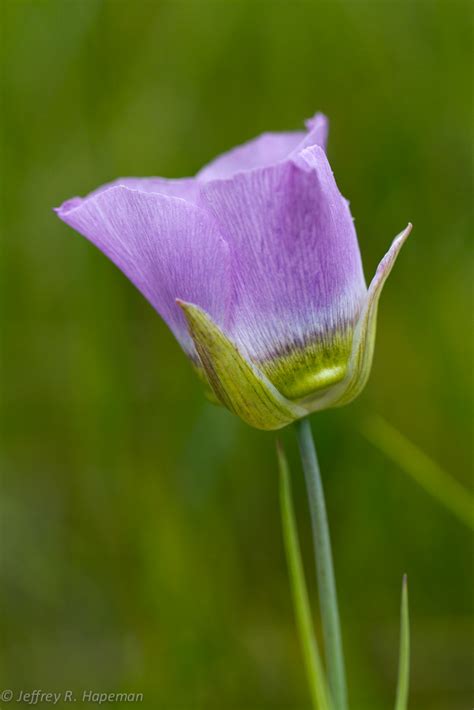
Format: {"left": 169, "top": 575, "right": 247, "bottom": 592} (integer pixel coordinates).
{"left": 55, "top": 113, "right": 411, "bottom": 430}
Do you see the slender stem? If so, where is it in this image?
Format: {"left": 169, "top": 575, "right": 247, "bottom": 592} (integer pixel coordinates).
{"left": 295, "top": 418, "right": 348, "bottom": 710}
{"left": 277, "top": 442, "right": 332, "bottom": 710}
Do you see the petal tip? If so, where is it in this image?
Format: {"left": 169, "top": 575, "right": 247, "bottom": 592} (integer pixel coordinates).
{"left": 304, "top": 111, "right": 328, "bottom": 130}
{"left": 54, "top": 197, "right": 83, "bottom": 216}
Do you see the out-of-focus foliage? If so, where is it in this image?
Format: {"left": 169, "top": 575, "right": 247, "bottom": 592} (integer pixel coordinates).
{"left": 1, "top": 1, "right": 472, "bottom": 708}
{"left": 362, "top": 415, "right": 474, "bottom": 530}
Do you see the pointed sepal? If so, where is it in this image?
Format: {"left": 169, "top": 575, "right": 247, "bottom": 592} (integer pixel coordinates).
{"left": 302, "top": 224, "right": 412, "bottom": 412}
{"left": 178, "top": 301, "right": 307, "bottom": 430}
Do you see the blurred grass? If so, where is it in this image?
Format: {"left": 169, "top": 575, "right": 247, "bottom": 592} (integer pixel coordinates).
{"left": 362, "top": 415, "right": 474, "bottom": 530}
{"left": 1, "top": 1, "right": 473, "bottom": 708}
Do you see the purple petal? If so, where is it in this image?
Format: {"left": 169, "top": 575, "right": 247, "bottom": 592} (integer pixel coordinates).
{"left": 199, "top": 144, "right": 367, "bottom": 371}
{"left": 55, "top": 186, "right": 230, "bottom": 355}
{"left": 197, "top": 112, "right": 328, "bottom": 182}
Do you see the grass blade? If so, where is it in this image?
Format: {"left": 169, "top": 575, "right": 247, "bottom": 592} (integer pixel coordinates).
{"left": 295, "top": 419, "right": 348, "bottom": 710}
{"left": 394, "top": 575, "right": 410, "bottom": 710}
{"left": 277, "top": 441, "right": 332, "bottom": 710}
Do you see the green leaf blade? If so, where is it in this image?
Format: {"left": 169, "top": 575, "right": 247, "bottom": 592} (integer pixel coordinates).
{"left": 277, "top": 441, "right": 333, "bottom": 710}
{"left": 394, "top": 575, "right": 410, "bottom": 710}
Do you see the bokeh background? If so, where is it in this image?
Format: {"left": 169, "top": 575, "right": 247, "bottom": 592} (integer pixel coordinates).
{"left": 1, "top": 1, "right": 472, "bottom": 708}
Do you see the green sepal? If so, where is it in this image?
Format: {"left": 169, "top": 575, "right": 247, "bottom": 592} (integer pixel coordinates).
{"left": 178, "top": 301, "right": 307, "bottom": 430}
{"left": 190, "top": 361, "right": 222, "bottom": 406}
{"left": 301, "top": 224, "right": 412, "bottom": 412}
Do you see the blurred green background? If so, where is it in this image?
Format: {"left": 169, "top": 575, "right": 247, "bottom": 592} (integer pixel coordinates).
{"left": 1, "top": 1, "right": 472, "bottom": 708}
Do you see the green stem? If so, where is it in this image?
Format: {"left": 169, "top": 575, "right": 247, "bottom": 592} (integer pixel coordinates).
{"left": 295, "top": 418, "right": 348, "bottom": 710}
{"left": 277, "top": 442, "right": 332, "bottom": 710}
